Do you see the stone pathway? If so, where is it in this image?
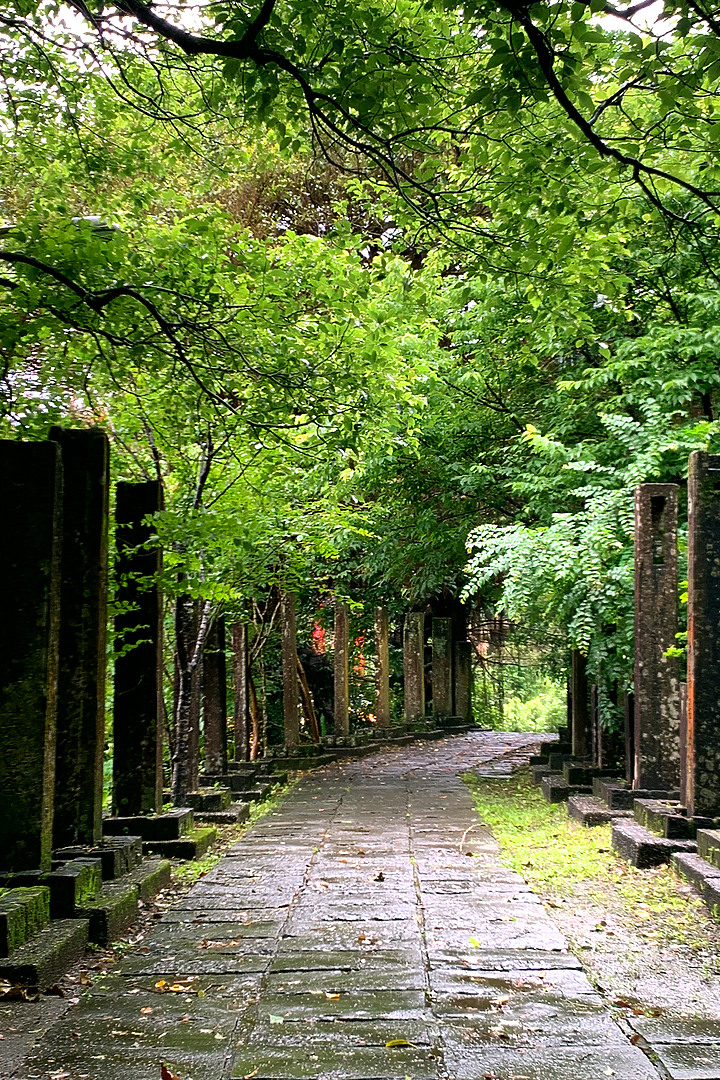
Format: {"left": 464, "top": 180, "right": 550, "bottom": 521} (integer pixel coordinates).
{"left": 6, "top": 732, "right": 663, "bottom": 1080}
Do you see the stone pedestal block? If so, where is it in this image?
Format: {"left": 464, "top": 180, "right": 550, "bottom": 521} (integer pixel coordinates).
{"left": 0, "top": 441, "right": 62, "bottom": 871}
{"left": 333, "top": 602, "right": 349, "bottom": 737}
{"left": 374, "top": 607, "right": 390, "bottom": 729}
{"left": 112, "top": 481, "right": 163, "bottom": 817}
{"left": 633, "top": 483, "right": 680, "bottom": 790}
{"left": 687, "top": 452, "right": 720, "bottom": 815}
{"left": 49, "top": 427, "right": 109, "bottom": 848}
{"left": 403, "top": 612, "right": 425, "bottom": 722}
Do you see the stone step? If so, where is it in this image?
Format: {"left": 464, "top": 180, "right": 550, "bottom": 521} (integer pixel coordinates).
{"left": 540, "top": 775, "right": 592, "bottom": 803}
{"left": 142, "top": 826, "right": 217, "bottom": 861}
{"left": 633, "top": 799, "right": 720, "bottom": 840}
{"left": 237, "top": 783, "right": 273, "bottom": 804}
{"left": 611, "top": 820, "right": 697, "bottom": 868}
{"left": 200, "top": 773, "right": 259, "bottom": 793}
{"left": 54, "top": 835, "right": 143, "bottom": 880}
{"left": 73, "top": 857, "right": 171, "bottom": 944}
{"left": 184, "top": 788, "right": 233, "bottom": 812}
{"left": 76, "top": 880, "right": 138, "bottom": 945}
{"left": 195, "top": 802, "right": 251, "bottom": 826}
{"left": 0, "top": 887, "right": 50, "bottom": 957}
{"left": 672, "top": 851, "right": 720, "bottom": 915}
{"left": 103, "top": 808, "right": 194, "bottom": 841}
{"left": 697, "top": 829, "right": 720, "bottom": 870}
{"left": 563, "top": 762, "right": 618, "bottom": 786}
{"left": 3, "top": 858, "right": 102, "bottom": 918}
{"left": 123, "top": 857, "right": 172, "bottom": 903}
{"left": 0, "top": 918, "right": 89, "bottom": 991}
{"left": 567, "top": 795, "right": 633, "bottom": 828}
{"left": 532, "top": 765, "right": 562, "bottom": 786}
{"left": 593, "top": 780, "right": 679, "bottom": 810}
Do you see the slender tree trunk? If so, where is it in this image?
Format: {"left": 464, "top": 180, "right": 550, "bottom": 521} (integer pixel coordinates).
{"left": 202, "top": 615, "right": 227, "bottom": 775}
{"left": 248, "top": 669, "right": 261, "bottom": 761}
{"left": 297, "top": 656, "right": 321, "bottom": 742}
{"left": 232, "top": 621, "right": 250, "bottom": 761}
{"left": 171, "top": 598, "right": 213, "bottom": 805}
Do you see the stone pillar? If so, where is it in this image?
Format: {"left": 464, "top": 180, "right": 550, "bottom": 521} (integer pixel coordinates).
{"left": 202, "top": 615, "right": 227, "bottom": 776}
{"left": 687, "top": 452, "right": 720, "bottom": 815}
{"left": 281, "top": 592, "right": 299, "bottom": 747}
{"left": 113, "top": 481, "right": 163, "bottom": 816}
{"left": 571, "top": 649, "right": 591, "bottom": 759}
{"left": 432, "top": 617, "right": 453, "bottom": 717}
{"left": 374, "top": 606, "right": 390, "bottom": 729}
{"left": 634, "top": 483, "right": 680, "bottom": 790}
{"left": 232, "top": 621, "right": 250, "bottom": 761}
{"left": 333, "top": 601, "right": 350, "bottom": 737}
{"left": 403, "top": 612, "right": 425, "bottom": 722}
{"left": 454, "top": 640, "right": 473, "bottom": 723}
{"left": 49, "top": 427, "right": 109, "bottom": 849}
{"left": 0, "top": 440, "right": 62, "bottom": 871}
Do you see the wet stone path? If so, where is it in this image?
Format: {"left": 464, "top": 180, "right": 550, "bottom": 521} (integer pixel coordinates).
{"left": 18, "top": 733, "right": 661, "bottom": 1080}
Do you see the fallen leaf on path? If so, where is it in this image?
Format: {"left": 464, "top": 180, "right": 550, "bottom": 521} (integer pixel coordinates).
{"left": 161, "top": 1065, "right": 183, "bottom": 1080}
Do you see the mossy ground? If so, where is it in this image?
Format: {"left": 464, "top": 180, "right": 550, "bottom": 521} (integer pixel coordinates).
{"left": 462, "top": 768, "right": 709, "bottom": 946}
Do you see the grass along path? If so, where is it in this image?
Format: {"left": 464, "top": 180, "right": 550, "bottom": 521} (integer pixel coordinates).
{"left": 463, "top": 768, "right": 720, "bottom": 1017}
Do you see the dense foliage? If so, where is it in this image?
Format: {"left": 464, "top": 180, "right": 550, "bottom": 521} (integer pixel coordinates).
{"left": 1, "top": 0, "right": 719, "bottom": 746}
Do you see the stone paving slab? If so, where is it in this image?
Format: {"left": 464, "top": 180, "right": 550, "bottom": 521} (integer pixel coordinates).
{"left": 1, "top": 732, "right": 667, "bottom": 1080}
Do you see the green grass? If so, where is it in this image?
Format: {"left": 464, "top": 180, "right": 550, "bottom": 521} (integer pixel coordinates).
{"left": 462, "top": 768, "right": 712, "bottom": 947}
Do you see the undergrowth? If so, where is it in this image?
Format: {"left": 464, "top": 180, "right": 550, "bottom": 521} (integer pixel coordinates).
{"left": 462, "top": 768, "right": 711, "bottom": 949}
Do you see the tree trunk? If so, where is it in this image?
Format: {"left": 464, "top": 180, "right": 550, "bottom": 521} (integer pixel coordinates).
{"left": 232, "top": 621, "right": 250, "bottom": 761}
{"left": 171, "top": 597, "right": 213, "bottom": 805}
{"left": 202, "top": 614, "right": 227, "bottom": 776}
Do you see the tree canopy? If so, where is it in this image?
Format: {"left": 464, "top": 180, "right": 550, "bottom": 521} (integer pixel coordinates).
{"left": 1, "top": 0, "right": 719, "bottom": 743}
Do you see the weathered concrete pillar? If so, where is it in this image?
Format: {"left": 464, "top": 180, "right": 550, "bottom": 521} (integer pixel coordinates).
{"left": 0, "top": 440, "right": 62, "bottom": 871}
{"left": 113, "top": 481, "right": 163, "bottom": 816}
{"left": 432, "top": 617, "right": 453, "bottom": 718}
{"left": 454, "top": 640, "right": 473, "bottom": 723}
{"left": 232, "top": 621, "right": 250, "bottom": 761}
{"left": 49, "top": 427, "right": 109, "bottom": 849}
{"left": 634, "top": 483, "right": 680, "bottom": 790}
{"left": 333, "top": 601, "right": 350, "bottom": 737}
{"left": 281, "top": 592, "right": 299, "bottom": 747}
{"left": 571, "top": 649, "right": 591, "bottom": 759}
{"left": 202, "top": 615, "right": 227, "bottom": 776}
{"left": 687, "top": 452, "right": 720, "bottom": 815}
{"left": 374, "top": 606, "right": 390, "bottom": 729}
{"left": 403, "top": 612, "right": 425, "bottom": 722}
